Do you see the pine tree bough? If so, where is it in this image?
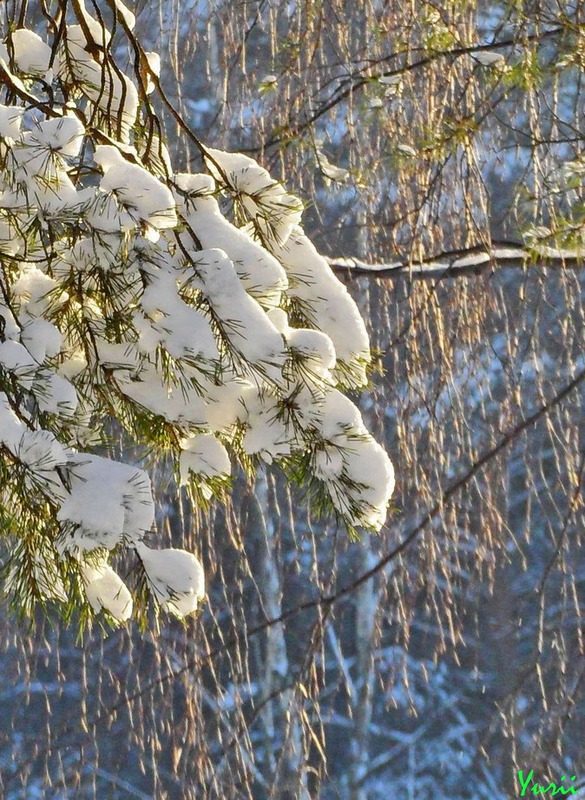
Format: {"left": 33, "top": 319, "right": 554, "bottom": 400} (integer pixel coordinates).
{"left": 0, "top": 2, "right": 394, "bottom": 627}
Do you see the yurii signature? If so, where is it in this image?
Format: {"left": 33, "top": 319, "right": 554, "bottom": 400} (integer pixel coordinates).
{"left": 518, "top": 770, "right": 580, "bottom": 796}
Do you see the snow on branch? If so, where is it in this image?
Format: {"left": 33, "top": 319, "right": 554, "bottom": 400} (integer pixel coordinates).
{"left": 0, "top": 1, "right": 394, "bottom": 628}
{"left": 327, "top": 244, "right": 585, "bottom": 279}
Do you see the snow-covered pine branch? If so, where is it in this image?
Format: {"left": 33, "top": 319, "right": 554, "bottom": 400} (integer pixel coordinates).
{"left": 0, "top": 1, "right": 394, "bottom": 628}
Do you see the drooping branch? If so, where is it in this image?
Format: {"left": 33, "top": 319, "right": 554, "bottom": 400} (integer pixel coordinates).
{"left": 246, "top": 25, "right": 568, "bottom": 153}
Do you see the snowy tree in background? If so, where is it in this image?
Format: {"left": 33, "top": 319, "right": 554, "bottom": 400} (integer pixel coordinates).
{"left": 0, "top": 0, "right": 394, "bottom": 627}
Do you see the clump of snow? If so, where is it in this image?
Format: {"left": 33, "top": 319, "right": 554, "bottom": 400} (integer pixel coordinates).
{"left": 9, "top": 29, "right": 52, "bottom": 76}
{"left": 397, "top": 144, "right": 417, "bottom": 157}
{"left": 82, "top": 559, "right": 133, "bottom": 622}
{"left": 94, "top": 146, "right": 177, "bottom": 230}
{"left": 12, "top": 264, "right": 62, "bottom": 317}
{"left": 203, "top": 374, "right": 252, "bottom": 432}
{"left": 136, "top": 543, "right": 205, "bottom": 618}
{"left": 314, "top": 445, "right": 344, "bottom": 479}
{"left": 316, "top": 151, "right": 350, "bottom": 183}
{"left": 112, "top": 0, "right": 136, "bottom": 31}
{"left": 473, "top": 51, "right": 505, "bottom": 67}
{"left": 205, "top": 148, "right": 303, "bottom": 244}
{"left": 0, "top": 104, "right": 24, "bottom": 139}
{"left": 312, "top": 390, "right": 395, "bottom": 529}
{"left": 17, "top": 428, "right": 67, "bottom": 477}
{"left": 270, "top": 227, "right": 370, "bottom": 387}
{"left": 174, "top": 172, "right": 216, "bottom": 196}
{"left": 21, "top": 319, "right": 62, "bottom": 363}
{"left": 138, "top": 267, "right": 218, "bottom": 361}
{"left": 241, "top": 388, "right": 291, "bottom": 463}
{"left": 63, "top": 25, "right": 137, "bottom": 140}
{"left": 0, "top": 392, "right": 26, "bottom": 453}
{"left": 0, "top": 340, "right": 38, "bottom": 389}
{"left": 179, "top": 433, "right": 231, "bottom": 486}
{"left": 143, "top": 51, "right": 161, "bottom": 94}
{"left": 176, "top": 178, "right": 288, "bottom": 308}
{"left": 25, "top": 116, "right": 85, "bottom": 158}
{"left": 114, "top": 358, "right": 209, "bottom": 426}
{"left": 33, "top": 371, "right": 78, "bottom": 417}
{"left": 286, "top": 327, "right": 337, "bottom": 382}
{"left": 57, "top": 455, "right": 154, "bottom": 553}
{"left": 192, "top": 248, "right": 288, "bottom": 382}
{"left": 66, "top": 1, "right": 110, "bottom": 46}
